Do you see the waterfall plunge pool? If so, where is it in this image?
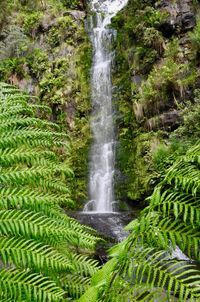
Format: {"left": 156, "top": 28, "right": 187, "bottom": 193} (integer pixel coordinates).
{"left": 71, "top": 208, "right": 142, "bottom": 243}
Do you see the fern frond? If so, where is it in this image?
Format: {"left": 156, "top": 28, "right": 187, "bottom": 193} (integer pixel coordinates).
{"left": 125, "top": 211, "right": 200, "bottom": 260}
{"left": 78, "top": 286, "right": 98, "bottom": 302}
{"left": 128, "top": 248, "right": 200, "bottom": 301}
{"left": 0, "top": 106, "right": 34, "bottom": 119}
{"left": 151, "top": 188, "right": 200, "bottom": 226}
{"left": 0, "top": 209, "right": 98, "bottom": 249}
{"left": 71, "top": 254, "right": 99, "bottom": 277}
{"left": 83, "top": 142, "right": 200, "bottom": 302}
{"left": 0, "top": 83, "right": 100, "bottom": 300}
{"left": 0, "top": 117, "right": 60, "bottom": 132}
{"left": 65, "top": 276, "right": 90, "bottom": 299}
{"left": 0, "top": 128, "right": 68, "bottom": 149}
{"left": 105, "top": 283, "right": 169, "bottom": 302}
{"left": 0, "top": 236, "right": 74, "bottom": 273}
{"left": 29, "top": 104, "right": 52, "bottom": 114}
{"left": 0, "top": 187, "right": 73, "bottom": 209}
{"left": 0, "top": 268, "right": 67, "bottom": 302}
{"left": 0, "top": 148, "right": 57, "bottom": 166}
{"left": 165, "top": 160, "right": 200, "bottom": 195}
{"left": 0, "top": 167, "right": 72, "bottom": 193}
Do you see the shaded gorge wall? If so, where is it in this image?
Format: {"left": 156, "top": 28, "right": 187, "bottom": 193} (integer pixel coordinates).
{"left": 111, "top": 0, "right": 200, "bottom": 205}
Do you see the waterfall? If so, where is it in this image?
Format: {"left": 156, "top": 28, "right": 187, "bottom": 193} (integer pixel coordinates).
{"left": 84, "top": 0, "right": 128, "bottom": 213}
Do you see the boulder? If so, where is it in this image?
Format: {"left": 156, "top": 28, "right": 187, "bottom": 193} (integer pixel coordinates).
{"left": 146, "top": 110, "right": 182, "bottom": 131}
{"left": 155, "top": 0, "right": 195, "bottom": 37}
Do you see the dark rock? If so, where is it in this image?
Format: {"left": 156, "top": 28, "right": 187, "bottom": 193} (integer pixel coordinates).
{"left": 146, "top": 110, "right": 182, "bottom": 131}
{"left": 181, "top": 12, "right": 195, "bottom": 30}
{"left": 155, "top": 0, "right": 195, "bottom": 37}
{"left": 64, "top": 10, "right": 86, "bottom": 20}
{"left": 158, "top": 22, "right": 176, "bottom": 38}
{"left": 131, "top": 74, "right": 143, "bottom": 86}
{"left": 70, "top": 212, "right": 140, "bottom": 242}
{"left": 95, "top": 245, "right": 109, "bottom": 264}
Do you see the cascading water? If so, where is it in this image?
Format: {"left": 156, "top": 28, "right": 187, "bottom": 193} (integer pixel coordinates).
{"left": 84, "top": 0, "right": 128, "bottom": 213}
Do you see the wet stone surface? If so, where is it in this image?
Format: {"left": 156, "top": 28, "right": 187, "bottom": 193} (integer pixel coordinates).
{"left": 71, "top": 210, "right": 141, "bottom": 242}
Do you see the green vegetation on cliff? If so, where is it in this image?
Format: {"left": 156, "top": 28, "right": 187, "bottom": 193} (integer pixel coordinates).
{"left": 113, "top": 0, "right": 200, "bottom": 204}
{"left": 0, "top": 0, "right": 91, "bottom": 205}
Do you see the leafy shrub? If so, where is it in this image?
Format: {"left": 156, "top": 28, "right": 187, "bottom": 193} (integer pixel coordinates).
{"left": 134, "top": 59, "right": 191, "bottom": 120}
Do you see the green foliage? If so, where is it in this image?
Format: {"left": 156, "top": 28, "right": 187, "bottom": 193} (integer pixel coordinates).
{"left": 190, "top": 20, "right": 200, "bottom": 55}
{"left": 0, "top": 0, "right": 92, "bottom": 204}
{"left": 117, "top": 132, "right": 161, "bottom": 201}
{"left": 113, "top": 0, "right": 199, "bottom": 203}
{"left": 0, "top": 58, "right": 27, "bottom": 80}
{"left": 80, "top": 142, "right": 200, "bottom": 301}
{"left": 27, "top": 48, "right": 49, "bottom": 77}
{"left": 0, "top": 0, "right": 9, "bottom": 30}
{"left": 60, "top": 0, "right": 80, "bottom": 9}
{"left": 22, "top": 12, "right": 43, "bottom": 37}
{"left": 173, "top": 90, "right": 200, "bottom": 141}
{"left": 0, "top": 83, "right": 100, "bottom": 301}
{"left": 134, "top": 58, "right": 190, "bottom": 120}
{"left": 0, "top": 268, "right": 66, "bottom": 302}
{"left": 39, "top": 58, "right": 68, "bottom": 105}
{"left": 46, "top": 16, "right": 78, "bottom": 48}
{"left": 0, "top": 25, "right": 30, "bottom": 59}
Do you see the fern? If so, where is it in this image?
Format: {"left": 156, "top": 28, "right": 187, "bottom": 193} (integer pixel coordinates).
{"left": 0, "top": 236, "right": 73, "bottom": 273}
{"left": 0, "top": 268, "right": 67, "bottom": 302}
{"left": 79, "top": 142, "right": 200, "bottom": 301}
{"left": 0, "top": 83, "right": 100, "bottom": 300}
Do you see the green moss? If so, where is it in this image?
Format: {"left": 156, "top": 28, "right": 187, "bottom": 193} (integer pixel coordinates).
{"left": 0, "top": 0, "right": 92, "bottom": 207}
{"left": 113, "top": 0, "right": 199, "bottom": 203}
{"left": 116, "top": 131, "right": 164, "bottom": 201}
{"left": 190, "top": 20, "right": 200, "bottom": 50}
{"left": 26, "top": 48, "right": 49, "bottom": 77}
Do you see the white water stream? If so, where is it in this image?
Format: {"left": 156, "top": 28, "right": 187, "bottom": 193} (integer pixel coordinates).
{"left": 84, "top": 0, "right": 128, "bottom": 213}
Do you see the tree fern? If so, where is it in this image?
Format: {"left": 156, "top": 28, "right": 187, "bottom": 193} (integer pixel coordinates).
{"left": 0, "top": 268, "right": 67, "bottom": 302}
{"left": 0, "top": 83, "right": 100, "bottom": 301}
{"left": 79, "top": 142, "right": 200, "bottom": 301}
{"left": 0, "top": 236, "right": 73, "bottom": 273}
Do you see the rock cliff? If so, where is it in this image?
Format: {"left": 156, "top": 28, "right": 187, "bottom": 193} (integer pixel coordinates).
{"left": 112, "top": 0, "right": 200, "bottom": 204}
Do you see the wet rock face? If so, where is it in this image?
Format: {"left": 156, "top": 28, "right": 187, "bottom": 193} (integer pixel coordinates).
{"left": 146, "top": 110, "right": 182, "bottom": 131}
{"left": 64, "top": 10, "right": 86, "bottom": 20}
{"left": 155, "top": 0, "right": 195, "bottom": 37}
{"left": 71, "top": 212, "right": 140, "bottom": 242}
